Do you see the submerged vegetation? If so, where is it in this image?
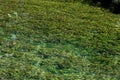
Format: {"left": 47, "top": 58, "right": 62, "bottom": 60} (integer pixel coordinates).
{"left": 0, "top": 0, "right": 120, "bottom": 79}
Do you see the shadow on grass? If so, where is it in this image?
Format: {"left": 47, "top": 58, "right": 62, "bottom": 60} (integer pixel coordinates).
{"left": 82, "top": 0, "right": 120, "bottom": 14}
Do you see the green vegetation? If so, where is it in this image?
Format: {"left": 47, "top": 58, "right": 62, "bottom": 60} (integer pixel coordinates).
{"left": 83, "top": 0, "right": 120, "bottom": 14}
{"left": 0, "top": 0, "right": 120, "bottom": 79}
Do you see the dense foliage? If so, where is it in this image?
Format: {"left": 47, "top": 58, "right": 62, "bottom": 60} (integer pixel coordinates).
{"left": 0, "top": 0, "right": 120, "bottom": 79}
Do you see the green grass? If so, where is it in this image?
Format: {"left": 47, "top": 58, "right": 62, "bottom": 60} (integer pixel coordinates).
{"left": 0, "top": 0, "right": 120, "bottom": 79}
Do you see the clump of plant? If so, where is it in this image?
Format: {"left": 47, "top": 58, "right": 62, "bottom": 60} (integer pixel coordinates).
{"left": 6, "top": 10, "right": 30, "bottom": 27}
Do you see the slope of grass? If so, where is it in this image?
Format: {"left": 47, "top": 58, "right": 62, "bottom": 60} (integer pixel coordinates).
{"left": 0, "top": 0, "right": 120, "bottom": 79}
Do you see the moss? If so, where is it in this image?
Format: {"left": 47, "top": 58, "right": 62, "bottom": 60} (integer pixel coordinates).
{"left": 0, "top": 0, "right": 120, "bottom": 79}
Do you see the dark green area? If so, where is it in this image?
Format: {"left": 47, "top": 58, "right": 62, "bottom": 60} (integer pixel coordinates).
{"left": 83, "top": 0, "right": 120, "bottom": 14}
{"left": 0, "top": 0, "right": 120, "bottom": 79}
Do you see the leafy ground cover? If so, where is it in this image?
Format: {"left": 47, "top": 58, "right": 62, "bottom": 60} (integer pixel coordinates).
{"left": 0, "top": 0, "right": 120, "bottom": 79}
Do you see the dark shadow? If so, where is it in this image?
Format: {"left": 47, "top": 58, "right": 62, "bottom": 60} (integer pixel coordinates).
{"left": 82, "top": 0, "right": 120, "bottom": 14}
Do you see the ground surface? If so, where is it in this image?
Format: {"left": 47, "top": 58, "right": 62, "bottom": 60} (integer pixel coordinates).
{"left": 0, "top": 0, "right": 120, "bottom": 80}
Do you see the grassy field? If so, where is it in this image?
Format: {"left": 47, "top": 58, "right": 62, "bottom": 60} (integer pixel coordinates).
{"left": 0, "top": 0, "right": 120, "bottom": 79}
